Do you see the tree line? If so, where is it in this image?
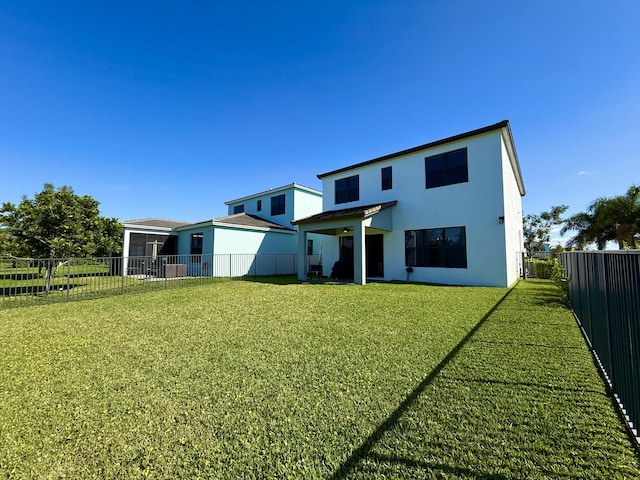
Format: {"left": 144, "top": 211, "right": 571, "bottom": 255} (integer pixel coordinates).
{"left": 524, "top": 184, "right": 640, "bottom": 256}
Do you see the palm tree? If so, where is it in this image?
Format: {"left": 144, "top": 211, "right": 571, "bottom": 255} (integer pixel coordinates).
{"left": 562, "top": 185, "right": 640, "bottom": 250}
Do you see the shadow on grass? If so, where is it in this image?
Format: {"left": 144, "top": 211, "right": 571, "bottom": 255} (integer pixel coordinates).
{"left": 239, "top": 275, "right": 303, "bottom": 285}
{"left": 241, "top": 275, "right": 356, "bottom": 286}
{"left": 329, "top": 286, "right": 516, "bottom": 479}
{"left": 521, "top": 279, "right": 570, "bottom": 308}
{"left": 1, "top": 283, "right": 86, "bottom": 296}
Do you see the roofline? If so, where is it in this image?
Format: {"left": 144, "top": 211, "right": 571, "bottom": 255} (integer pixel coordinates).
{"left": 176, "top": 218, "right": 295, "bottom": 233}
{"left": 208, "top": 222, "right": 295, "bottom": 234}
{"left": 122, "top": 217, "right": 189, "bottom": 227}
{"left": 317, "top": 120, "right": 512, "bottom": 179}
{"left": 292, "top": 201, "right": 398, "bottom": 225}
{"left": 224, "top": 182, "right": 322, "bottom": 205}
{"left": 121, "top": 223, "right": 179, "bottom": 232}
{"left": 175, "top": 220, "right": 215, "bottom": 230}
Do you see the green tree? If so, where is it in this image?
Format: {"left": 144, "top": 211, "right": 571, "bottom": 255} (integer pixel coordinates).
{"left": 0, "top": 228, "right": 11, "bottom": 256}
{"left": 0, "top": 184, "right": 123, "bottom": 292}
{"left": 561, "top": 185, "right": 640, "bottom": 250}
{"left": 523, "top": 205, "right": 568, "bottom": 257}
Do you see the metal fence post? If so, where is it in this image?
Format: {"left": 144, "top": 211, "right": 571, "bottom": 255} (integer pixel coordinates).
{"left": 66, "top": 260, "right": 71, "bottom": 302}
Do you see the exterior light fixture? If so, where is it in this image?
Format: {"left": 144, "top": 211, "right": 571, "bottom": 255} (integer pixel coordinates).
{"left": 498, "top": 216, "right": 505, "bottom": 224}
{"left": 343, "top": 227, "right": 349, "bottom": 233}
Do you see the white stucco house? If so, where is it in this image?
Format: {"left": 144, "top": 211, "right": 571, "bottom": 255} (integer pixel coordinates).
{"left": 292, "top": 120, "right": 525, "bottom": 287}
{"left": 121, "top": 183, "right": 322, "bottom": 277}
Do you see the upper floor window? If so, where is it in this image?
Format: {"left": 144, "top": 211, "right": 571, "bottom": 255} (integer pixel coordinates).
{"left": 233, "top": 204, "right": 244, "bottom": 214}
{"left": 425, "top": 148, "right": 468, "bottom": 189}
{"left": 257, "top": 199, "right": 262, "bottom": 211}
{"left": 335, "top": 175, "right": 359, "bottom": 204}
{"left": 405, "top": 226, "right": 467, "bottom": 268}
{"left": 381, "top": 166, "right": 392, "bottom": 190}
{"left": 271, "top": 194, "right": 285, "bottom": 216}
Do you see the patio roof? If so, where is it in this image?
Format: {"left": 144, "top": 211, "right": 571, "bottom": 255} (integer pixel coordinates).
{"left": 291, "top": 201, "right": 398, "bottom": 226}
{"left": 122, "top": 218, "right": 191, "bottom": 229}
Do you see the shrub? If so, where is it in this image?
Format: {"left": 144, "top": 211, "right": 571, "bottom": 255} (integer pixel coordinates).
{"left": 533, "top": 259, "right": 553, "bottom": 279}
{"left": 550, "top": 258, "right": 570, "bottom": 300}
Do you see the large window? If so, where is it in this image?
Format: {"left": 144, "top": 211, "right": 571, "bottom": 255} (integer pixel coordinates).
{"left": 233, "top": 204, "right": 244, "bottom": 214}
{"left": 381, "top": 166, "right": 392, "bottom": 190}
{"left": 425, "top": 148, "right": 468, "bottom": 189}
{"left": 271, "top": 194, "right": 286, "bottom": 215}
{"left": 405, "top": 226, "right": 467, "bottom": 268}
{"left": 335, "top": 175, "right": 359, "bottom": 204}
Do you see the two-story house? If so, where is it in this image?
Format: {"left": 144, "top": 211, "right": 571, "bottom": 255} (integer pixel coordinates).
{"left": 292, "top": 120, "right": 525, "bottom": 287}
{"left": 122, "top": 183, "right": 322, "bottom": 276}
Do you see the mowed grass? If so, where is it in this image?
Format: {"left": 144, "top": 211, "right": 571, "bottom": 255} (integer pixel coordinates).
{"left": 0, "top": 280, "right": 638, "bottom": 478}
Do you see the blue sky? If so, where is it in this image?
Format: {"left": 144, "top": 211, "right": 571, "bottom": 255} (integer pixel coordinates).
{"left": 1, "top": 1, "right": 638, "bottom": 245}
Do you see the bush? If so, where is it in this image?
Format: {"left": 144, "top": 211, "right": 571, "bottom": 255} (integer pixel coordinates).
{"left": 533, "top": 260, "right": 553, "bottom": 279}
{"left": 550, "top": 258, "right": 570, "bottom": 300}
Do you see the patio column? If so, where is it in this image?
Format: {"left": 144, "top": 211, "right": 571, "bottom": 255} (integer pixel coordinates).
{"left": 297, "top": 228, "right": 308, "bottom": 281}
{"left": 353, "top": 221, "right": 366, "bottom": 285}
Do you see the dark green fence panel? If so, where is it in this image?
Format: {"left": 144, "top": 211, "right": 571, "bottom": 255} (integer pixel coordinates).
{"left": 559, "top": 251, "right": 639, "bottom": 445}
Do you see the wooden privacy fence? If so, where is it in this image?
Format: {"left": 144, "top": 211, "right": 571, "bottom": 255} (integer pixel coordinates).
{"left": 559, "top": 251, "right": 640, "bottom": 447}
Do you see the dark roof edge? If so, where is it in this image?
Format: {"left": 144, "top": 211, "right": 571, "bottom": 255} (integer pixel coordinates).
{"left": 317, "top": 120, "right": 511, "bottom": 179}
{"left": 501, "top": 121, "right": 526, "bottom": 196}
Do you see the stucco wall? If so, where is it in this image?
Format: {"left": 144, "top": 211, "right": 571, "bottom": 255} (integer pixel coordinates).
{"left": 212, "top": 227, "right": 297, "bottom": 255}
{"left": 177, "top": 226, "right": 214, "bottom": 256}
{"left": 226, "top": 185, "right": 322, "bottom": 230}
{"left": 320, "top": 130, "right": 519, "bottom": 287}
{"left": 501, "top": 137, "right": 525, "bottom": 285}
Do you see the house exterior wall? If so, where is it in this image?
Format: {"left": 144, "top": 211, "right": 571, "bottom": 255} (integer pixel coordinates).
{"left": 292, "top": 188, "right": 323, "bottom": 228}
{"left": 319, "top": 129, "right": 523, "bottom": 287}
{"left": 212, "top": 227, "right": 297, "bottom": 255}
{"left": 225, "top": 184, "right": 324, "bottom": 257}
{"left": 501, "top": 136, "right": 525, "bottom": 285}
{"left": 226, "top": 184, "right": 322, "bottom": 232}
{"left": 177, "top": 226, "right": 214, "bottom": 256}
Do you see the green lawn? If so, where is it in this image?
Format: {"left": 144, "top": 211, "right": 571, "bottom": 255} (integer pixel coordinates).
{"left": 0, "top": 280, "right": 638, "bottom": 478}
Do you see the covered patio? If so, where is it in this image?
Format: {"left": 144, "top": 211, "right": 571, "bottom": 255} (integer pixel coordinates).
{"left": 292, "top": 201, "right": 397, "bottom": 284}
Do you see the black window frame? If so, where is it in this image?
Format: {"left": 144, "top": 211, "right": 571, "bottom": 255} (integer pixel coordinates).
{"left": 270, "top": 194, "right": 286, "bottom": 216}
{"left": 233, "top": 204, "right": 244, "bottom": 214}
{"left": 425, "top": 147, "right": 468, "bottom": 189}
{"left": 190, "top": 233, "right": 203, "bottom": 262}
{"left": 381, "top": 166, "right": 392, "bottom": 190}
{"left": 335, "top": 175, "right": 359, "bottom": 204}
{"left": 405, "top": 226, "right": 467, "bottom": 268}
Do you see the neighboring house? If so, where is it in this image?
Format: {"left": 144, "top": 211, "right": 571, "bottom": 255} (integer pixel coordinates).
{"left": 292, "top": 120, "right": 525, "bottom": 287}
{"left": 122, "top": 183, "right": 323, "bottom": 277}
